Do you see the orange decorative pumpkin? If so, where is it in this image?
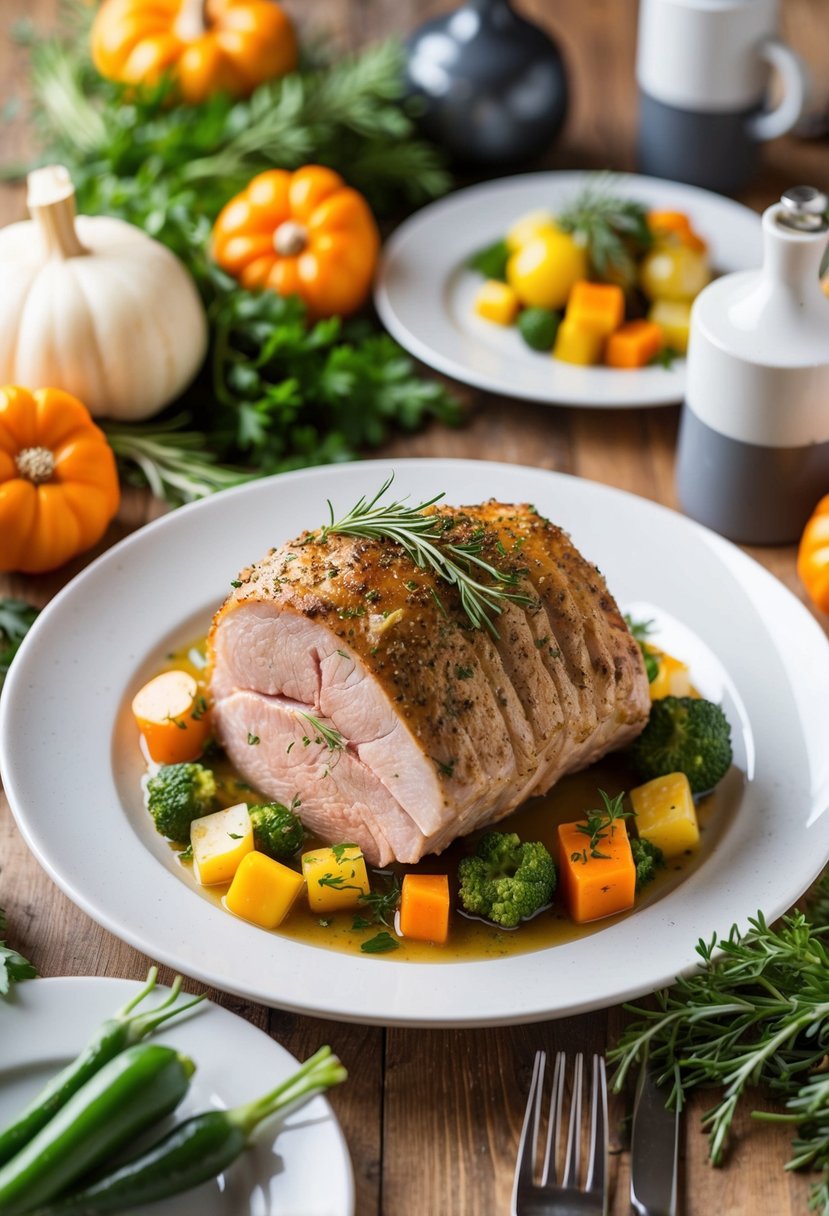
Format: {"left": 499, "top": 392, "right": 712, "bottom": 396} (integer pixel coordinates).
{"left": 0, "top": 387, "right": 121, "bottom": 575}
{"left": 212, "top": 166, "right": 380, "bottom": 318}
{"left": 797, "top": 493, "right": 829, "bottom": 615}
{"left": 91, "top": 0, "right": 298, "bottom": 106}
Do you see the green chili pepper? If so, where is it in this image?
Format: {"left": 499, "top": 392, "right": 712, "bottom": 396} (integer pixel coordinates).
{"left": 0, "top": 967, "right": 203, "bottom": 1169}
{"left": 0, "top": 1043, "right": 195, "bottom": 1215}
{"left": 36, "top": 1046, "right": 347, "bottom": 1215}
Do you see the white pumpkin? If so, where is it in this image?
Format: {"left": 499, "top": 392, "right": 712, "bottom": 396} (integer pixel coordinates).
{"left": 0, "top": 165, "right": 208, "bottom": 421}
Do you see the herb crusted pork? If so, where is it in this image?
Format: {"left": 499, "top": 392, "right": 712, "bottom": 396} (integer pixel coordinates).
{"left": 209, "top": 501, "right": 650, "bottom": 866}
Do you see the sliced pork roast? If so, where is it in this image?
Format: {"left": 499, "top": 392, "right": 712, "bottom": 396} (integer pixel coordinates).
{"left": 209, "top": 502, "right": 650, "bottom": 866}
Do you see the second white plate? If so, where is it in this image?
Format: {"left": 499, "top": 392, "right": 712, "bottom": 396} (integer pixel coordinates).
{"left": 375, "top": 172, "right": 762, "bottom": 407}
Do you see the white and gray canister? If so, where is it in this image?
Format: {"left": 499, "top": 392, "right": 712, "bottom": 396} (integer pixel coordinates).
{"left": 676, "top": 187, "right": 829, "bottom": 545}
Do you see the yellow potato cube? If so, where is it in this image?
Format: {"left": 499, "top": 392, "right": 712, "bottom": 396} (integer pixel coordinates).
{"left": 302, "top": 845, "right": 370, "bottom": 913}
{"left": 630, "top": 773, "right": 699, "bottom": 857}
{"left": 474, "top": 279, "right": 520, "bottom": 326}
{"left": 553, "top": 318, "right": 604, "bottom": 366}
{"left": 190, "top": 802, "right": 253, "bottom": 886}
{"left": 648, "top": 299, "right": 692, "bottom": 354}
{"left": 225, "top": 852, "right": 305, "bottom": 929}
{"left": 648, "top": 650, "right": 694, "bottom": 700}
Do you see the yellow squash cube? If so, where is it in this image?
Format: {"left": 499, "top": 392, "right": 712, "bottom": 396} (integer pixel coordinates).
{"left": 190, "top": 802, "right": 253, "bottom": 886}
{"left": 648, "top": 650, "right": 693, "bottom": 700}
{"left": 474, "top": 279, "right": 520, "bottom": 326}
{"left": 553, "top": 318, "right": 604, "bottom": 366}
{"left": 302, "top": 845, "right": 370, "bottom": 913}
{"left": 225, "top": 852, "right": 305, "bottom": 929}
{"left": 648, "top": 299, "right": 692, "bottom": 354}
{"left": 630, "top": 773, "right": 699, "bottom": 857}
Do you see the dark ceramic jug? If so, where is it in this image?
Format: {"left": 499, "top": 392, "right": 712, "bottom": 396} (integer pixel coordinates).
{"left": 405, "top": 0, "right": 568, "bottom": 168}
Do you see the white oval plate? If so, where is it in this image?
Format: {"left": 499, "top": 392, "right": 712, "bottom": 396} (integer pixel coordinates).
{"left": 2, "top": 460, "right": 828, "bottom": 1026}
{"left": 0, "top": 977, "right": 353, "bottom": 1215}
{"left": 374, "top": 172, "right": 761, "bottom": 407}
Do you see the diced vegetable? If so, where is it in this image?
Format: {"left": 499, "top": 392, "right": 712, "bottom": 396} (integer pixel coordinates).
{"left": 565, "top": 280, "right": 625, "bottom": 337}
{"left": 640, "top": 245, "right": 710, "bottom": 302}
{"left": 132, "top": 671, "right": 211, "bottom": 765}
{"left": 605, "top": 320, "right": 664, "bottom": 369}
{"left": 302, "top": 845, "right": 370, "bottom": 913}
{"left": 557, "top": 818, "right": 636, "bottom": 923}
{"left": 553, "top": 318, "right": 604, "bottom": 366}
{"left": 225, "top": 852, "right": 305, "bottom": 928}
{"left": 648, "top": 299, "right": 692, "bottom": 354}
{"left": 399, "top": 874, "right": 450, "bottom": 944}
{"left": 647, "top": 210, "right": 707, "bottom": 253}
{"left": 506, "top": 209, "right": 557, "bottom": 252}
{"left": 473, "top": 279, "right": 520, "bottom": 325}
{"left": 507, "top": 231, "right": 588, "bottom": 310}
{"left": 797, "top": 493, "right": 829, "bottom": 615}
{"left": 629, "top": 772, "right": 699, "bottom": 857}
{"left": 190, "top": 803, "right": 254, "bottom": 886}
{"left": 648, "top": 651, "right": 693, "bottom": 700}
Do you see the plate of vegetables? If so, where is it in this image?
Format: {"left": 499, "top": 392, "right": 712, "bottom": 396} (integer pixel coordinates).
{"left": 374, "top": 172, "right": 761, "bottom": 407}
{"left": 2, "top": 459, "right": 828, "bottom": 1026}
{"left": 0, "top": 973, "right": 353, "bottom": 1214}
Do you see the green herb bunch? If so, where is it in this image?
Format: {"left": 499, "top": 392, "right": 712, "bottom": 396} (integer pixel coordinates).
{"left": 0, "top": 599, "right": 39, "bottom": 692}
{"left": 610, "top": 868, "right": 829, "bottom": 1213}
{"left": 557, "top": 174, "right": 652, "bottom": 286}
{"left": 5, "top": 4, "right": 459, "bottom": 505}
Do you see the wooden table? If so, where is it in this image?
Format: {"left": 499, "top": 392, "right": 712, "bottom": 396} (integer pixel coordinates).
{"left": 2, "top": 1, "right": 828, "bottom": 1212}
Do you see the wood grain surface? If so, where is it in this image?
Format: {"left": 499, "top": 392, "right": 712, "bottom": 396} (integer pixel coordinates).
{"left": 1, "top": 2, "right": 828, "bottom": 1213}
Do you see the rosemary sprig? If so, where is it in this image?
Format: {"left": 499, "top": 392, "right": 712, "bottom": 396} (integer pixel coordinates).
{"left": 103, "top": 416, "right": 253, "bottom": 505}
{"left": 298, "top": 712, "right": 346, "bottom": 753}
{"left": 557, "top": 174, "right": 652, "bottom": 284}
{"left": 573, "top": 790, "right": 632, "bottom": 860}
{"left": 317, "top": 478, "right": 533, "bottom": 638}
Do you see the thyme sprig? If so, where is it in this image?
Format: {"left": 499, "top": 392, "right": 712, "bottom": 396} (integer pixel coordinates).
{"left": 317, "top": 478, "right": 533, "bottom": 638}
{"left": 298, "top": 712, "right": 346, "bottom": 753}
{"left": 610, "top": 868, "right": 829, "bottom": 1212}
{"left": 574, "top": 790, "right": 632, "bottom": 860}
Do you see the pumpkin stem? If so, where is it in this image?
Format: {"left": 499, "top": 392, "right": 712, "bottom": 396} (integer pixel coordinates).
{"left": 175, "top": 0, "right": 207, "bottom": 40}
{"left": 16, "top": 446, "right": 56, "bottom": 485}
{"left": 27, "top": 166, "right": 88, "bottom": 260}
{"left": 273, "top": 221, "right": 308, "bottom": 257}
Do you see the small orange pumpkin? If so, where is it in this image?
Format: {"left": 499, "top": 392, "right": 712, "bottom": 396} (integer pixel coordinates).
{"left": 211, "top": 166, "right": 380, "bottom": 318}
{"left": 91, "top": 0, "right": 298, "bottom": 106}
{"left": 0, "top": 386, "right": 121, "bottom": 575}
{"left": 797, "top": 493, "right": 829, "bottom": 615}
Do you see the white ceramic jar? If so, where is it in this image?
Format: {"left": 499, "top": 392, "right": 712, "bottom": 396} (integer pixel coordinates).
{"left": 676, "top": 186, "right": 829, "bottom": 544}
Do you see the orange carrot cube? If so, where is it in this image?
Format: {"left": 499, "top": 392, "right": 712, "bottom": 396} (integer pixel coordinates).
{"left": 399, "top": 874, "right": 450, "bottom": 944}
{"left": 605, "top": 320, "right": 664, "bottom": 369}
{"left": 565, "top": 280, "right": 625, "bottom": 336}
{"left": 557, "top": 819, "right": 636, "bottom": 923}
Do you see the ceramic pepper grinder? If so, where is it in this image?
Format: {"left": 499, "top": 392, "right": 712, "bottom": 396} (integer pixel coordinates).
{"left": 676, "top": 186, "right": 829, "bottom": 545}
{"left": 405, "top": 0, "right": 568, "bottom": 168}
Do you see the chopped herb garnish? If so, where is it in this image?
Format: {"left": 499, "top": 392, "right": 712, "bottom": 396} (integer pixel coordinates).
{"left": 434, "top": 757, "right": 455, "bottom": 778}
{"left": 318, "top": 918, "right": 333, "bottom": 928}
{"left": 230, "top": 580, "right": 242, "bottom": 588}
{"left": 355, "top": 876, "right": 401, "bottom": 928}
{"left": 190, "top": 696, "right": 209, "bottom": 721}
{"left": 575, "top": 790, "right": 632, "bottom": 859}
{"left": 298, "top": 713, "right": 346, "bottom": 753}
{"left": 332, "top": 843, "right": 360, "bottom": 863}
{"left": 455, "top": 665, "right": 474, "bottom": 680}
{"left": 247, "top": 732, "right": 260, "bottom": 745}
{"left": 624, "top": 614, "right": 660, "bottom": 684}
{"left": 228, "top": 832, "right": 243, "bottom": 840}
{"left": 178, "top": 844, "right": 193, "bottom": 862}
{"left": 360, "top": 931, "right": 400, "bottom": 954}
{"left": 336, "top": 649, "right": 349, "bottom": 659}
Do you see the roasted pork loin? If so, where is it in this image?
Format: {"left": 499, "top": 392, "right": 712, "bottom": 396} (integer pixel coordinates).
{"left": 209, "top": 502, "right": 649, "bottom": 865}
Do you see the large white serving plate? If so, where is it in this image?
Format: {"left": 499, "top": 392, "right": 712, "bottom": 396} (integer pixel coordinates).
{"left": 2, "top": 459, "right": 828, "bottom": 1027}
{"left": 374, "top": 172, "right": 761, "bottom": 407}
{"left": 0, "top": 977, "right": 354, "bottom": 1215}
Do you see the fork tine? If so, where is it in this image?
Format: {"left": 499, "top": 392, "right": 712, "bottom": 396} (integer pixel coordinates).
{"left": 540, "top": 1051, "right": 566, "bottom": 1186}
{"left": 561, "top": 1052, "right": 584, "bottom": 1188}
{"left": 510, "top": 1050, "right": 546, "bottom": 1216}
{"left": 585, "top": 1055, "right": 609, "bottom": 1199}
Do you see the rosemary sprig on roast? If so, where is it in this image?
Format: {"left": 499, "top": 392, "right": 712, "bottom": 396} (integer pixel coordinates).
{"left": 316, "top": 478, "right": 533, "bottom": 638}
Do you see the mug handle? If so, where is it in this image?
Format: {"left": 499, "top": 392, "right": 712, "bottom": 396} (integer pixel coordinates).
{"left": 748, "top": 38, "right": 808, "bottom": 142}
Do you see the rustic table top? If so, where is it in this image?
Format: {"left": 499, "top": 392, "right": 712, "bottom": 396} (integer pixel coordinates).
{"left": 2, "top": 1, "right": 828, "bottom": 1212}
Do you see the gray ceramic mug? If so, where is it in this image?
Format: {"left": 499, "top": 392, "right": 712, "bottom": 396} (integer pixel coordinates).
{"left": 637, "top": 0, "right": 808, "bottom": 194}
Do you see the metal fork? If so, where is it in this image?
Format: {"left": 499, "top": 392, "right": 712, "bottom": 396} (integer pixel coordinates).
{"left": 511, "top": 1051, "right": 608, "bottom": 1216}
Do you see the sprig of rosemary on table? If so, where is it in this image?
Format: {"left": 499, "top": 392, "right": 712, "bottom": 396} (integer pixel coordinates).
{"left": 610, "top": 867, "right": 829, "bottom": 1213}
{"left": 317, "top": 478, "right": 533, "bottom": 638}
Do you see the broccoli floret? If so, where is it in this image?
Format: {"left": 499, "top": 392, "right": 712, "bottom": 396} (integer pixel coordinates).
{"left": 630, "top": 836, "right": 664, "bottom": 891}
{"left": 457, "top": 832, "right": 556, "bottom": 928}
{"left": 630, "top": 696, "right": 733, "bottom": 794}
{"left": 249, "top": 801, "right": 305, "bottom": 859}
{"left": 146, "top": 762, "right": 217, "bottom": 843}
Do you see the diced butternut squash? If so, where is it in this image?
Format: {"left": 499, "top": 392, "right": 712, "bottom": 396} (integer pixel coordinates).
{"left": 225, "top": 851, "right": 305, "bottom": 928}
{"left": 191, "top": 802, "right": 254, "bottom": 886}
{"left": 132, "top": 670, "right": 211, "bottom": 764}
{"left": 605, "top": 320, "right": 664, "bottom": 369}
{"left": 557, "top": 819, "right": 636, "bottom": 923}
{"left": 474, "top": 279, "right": 520, "bottom": 325}
{"left": 648, "top": 650, "right": 694, "bottom": 700}
{"left": 630, "top": 773, "right": 699, "bottom": 857}
{"left": 399, "top": 874, "right": 450, "bottom": 944}
{"left": 553, "top": 318, "right": 604, "bottom": 366}
{"left": 302, "top": 845, "right": 370, "bottom": 913}
{"left": 648, "top": 299, "right": 692, "bottom": 354}
{"left": 565, "top": 280, "right": 625, "bottom": 337}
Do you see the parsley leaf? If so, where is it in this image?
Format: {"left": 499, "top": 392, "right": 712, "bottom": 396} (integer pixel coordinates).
{"left": 360, "top": 931, "right": 400, "bottom": 954}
